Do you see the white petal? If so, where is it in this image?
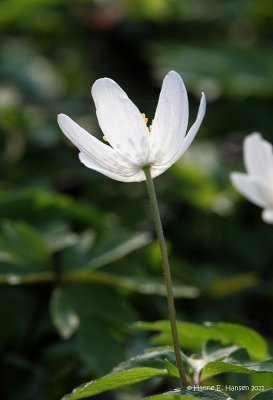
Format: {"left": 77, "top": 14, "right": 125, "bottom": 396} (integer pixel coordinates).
{"left": 252, "top": 180, "right": 273, "bottom": 206}
{"left": 79, "top": 152, "right": 145, "bottom": 182}
{"left": 154, "top": 92, "right": 206, "bottom": 169}
{"left": 150, "top": 165, "right": 169, "bottom": 179}
{"left": 244, "top": 132, "right": 273, "bottom": 184}
{"left": 262, "top": 209, "right": 273, "bottom": 224}
{"left": 230, "top": 172, "right": 267, "bottom": 207}
{"left": 57, "top": 114, "right": 135, "bottom": 174}
{"left": 149, "top": 71, "right": 189, "bottom": 163}
{"left": 91, "top": 78, "right": 150, "bottom": 164}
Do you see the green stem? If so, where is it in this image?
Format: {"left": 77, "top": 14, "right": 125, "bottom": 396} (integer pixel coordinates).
{"left": 143, "top": 166, "right": 188, "bottom": 387}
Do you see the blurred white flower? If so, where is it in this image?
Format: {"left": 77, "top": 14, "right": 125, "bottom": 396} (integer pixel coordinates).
{"left": 230, "top": 133, "right": 273, "bottom": 223}
{"left": 58, "top": 71, "right": 206, "bottom": 182}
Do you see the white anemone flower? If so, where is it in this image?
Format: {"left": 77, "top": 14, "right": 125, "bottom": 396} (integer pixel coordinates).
{"left": 57, "top": 71, "right": 206, "bottom": 182}
{"left": 230, "top": 133, "right": 273, "bottom": 223}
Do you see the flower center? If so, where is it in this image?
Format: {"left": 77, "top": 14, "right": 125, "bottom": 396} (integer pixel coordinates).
{"left": 102, "top": 113, "right": 152, "bottom": 142}
{"left": 142, "top": 113, "right": 153, "bottom": 132}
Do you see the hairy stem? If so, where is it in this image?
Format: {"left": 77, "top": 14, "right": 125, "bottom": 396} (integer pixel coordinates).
{"left": 143, "top": 166, "right": 188, "bottom": 387}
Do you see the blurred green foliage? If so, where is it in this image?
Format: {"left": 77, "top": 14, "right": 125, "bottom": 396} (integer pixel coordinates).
{"left": 1, "top": 0, "right": 273, "bottom": 399}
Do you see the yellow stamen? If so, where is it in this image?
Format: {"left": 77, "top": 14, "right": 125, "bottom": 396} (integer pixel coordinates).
{"left": 102, "top": 135, "right": 108, "bottom": 142}
{"left": 142, "top": 113, "right": 148, "bottom": 125}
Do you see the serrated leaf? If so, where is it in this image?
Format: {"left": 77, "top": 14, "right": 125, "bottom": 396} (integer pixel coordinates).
{"left": 207, "top": 323, "right": 268, "bottom": 361}
{"left": 134, "top": 321, "right": 268, "bottom": 360}
{"left": 113, "top": 347, "right": 181, "bottom": 378}
{"left": 202, "top": 341, "right": 239, "bottom": 362}
{"left": 146, "top": 388, "right": 233, "bottom": 400}
{"left": 145, "top": 395, "right": 200, "bottom": 400}
{"left": 201, "top": 359, "right": 273, "bottom": 380}
{"left": 133, "top": 321, "right": 216, "bottom": 350}
{"left": 251, "top": 389, "right": 273, "bottom": 399}
{"left": 62, "top": 367, "right": 168, "bottom": 399}
{"left": 188, "top": 344, "right": 251, "bottom": 384}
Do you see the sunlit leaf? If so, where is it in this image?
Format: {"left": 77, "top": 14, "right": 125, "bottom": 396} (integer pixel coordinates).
{"left": 207, "top": 323, "right": 268, "bottom": 360}
{"left": 146, "top": 388, "right": 233, "bottom": 399}
{"left": 201, "top": 358, "right": 273, "bottom": 380}
{"left": 62, "top": 367, "right": 168, "bottom": 399}
{"left": 113, "top": 347, "right": 180, "bottom": 378}
{"left": 133, "top": 321, "right": 268, "bottom": 360}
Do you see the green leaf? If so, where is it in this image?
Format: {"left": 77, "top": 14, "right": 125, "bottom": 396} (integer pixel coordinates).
{"left": 250, "top": 374, "right": 273, "bottom": 393}
{"left": 50, "top": 284, "right": 137, "bottom": 373}
{"left": 62, "top": 367, "right": 168, "bottom": 400}
{"left": 207, "top": 323, "right": 268, "bottom": 361}
{"left": 82, "top": 231, "right": 152, "bottom": 271}
{"left": 201, "top": 359, "right": 273, "bottom": 380}
{"left": 113, "top": 347, "right": 181, "bottom": 378}
{"left": 50, "top": 287, "right": 80, "bottom": 339}
{"left": 251, "top": 389, "right": 273, "bottom": 399}
{"left": 202, "top": 341, "right": 239, "bottom": 362}
{"left": 75, "top": 318, "right": 125, "bottom": 374}
{"left": 41, "top": 221, "right": 79, "bottom": 252}
{"left": 63, "top": 270, "right": 198, "bottom": 298}
{"left": 187, "top": 343, "right": 251, "bottom": 383}
{"left": 145, "top": 395, "right": 200, "bottom": 400}
{"left": 134, "top": 321, "right": 268, "bottom": 360}
{"left": 0, "top": 220, "right": 51, "bottom": 269}
{"left": 0, "top": 188, "right": 103, "bottom": 229}
{"left": 62, "top": 230, "right": 96, "bottom": 269}
{"left": 146, "top": 388, "right": 233, "bottom": 400}
{"left": 58, "top": 283, "right": 137, "bottom": 326}
{"left": 0, "top": 0, "right": 64, "bottom": 25}
{"left": 120, "top": 277, "right": 199, "bottom": 298}
{"left": 133, "top": 321, "right": 216, "bottom": 351}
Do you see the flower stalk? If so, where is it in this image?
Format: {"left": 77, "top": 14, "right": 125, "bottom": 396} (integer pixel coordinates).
{"left": 143, "top": 165, "right": 188, "bottom": 387}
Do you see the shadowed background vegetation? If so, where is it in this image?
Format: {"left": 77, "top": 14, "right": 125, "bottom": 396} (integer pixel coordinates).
{"left": 1, "top": 0, "right": 273, "bottom": 399}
